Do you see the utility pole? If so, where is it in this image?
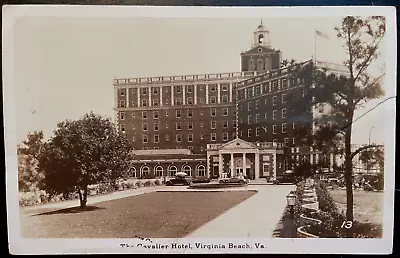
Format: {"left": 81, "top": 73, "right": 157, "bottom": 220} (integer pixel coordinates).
{"left": 367, "top": 126, "right": 375, "bottom": 175}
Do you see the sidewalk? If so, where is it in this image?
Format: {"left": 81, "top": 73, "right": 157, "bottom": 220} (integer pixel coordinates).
{"left": 186, "top": 185, "right": 295, "bottom": 238}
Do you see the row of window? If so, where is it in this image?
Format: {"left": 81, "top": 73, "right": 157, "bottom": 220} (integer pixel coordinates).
{"left": 119, "top": 84, "right": 232, "bottom": 97}
{"left": 243, "top": 109, "right": 289, "bottom": 124}
{"left": 119, "top": 108, "right": 233, "bottom": 120}
{"left": 131, "top": 164, "right": 207, "bottom": 177}
{"left": 243, "top": 123, "right": 294, "bottom": 136}
{"left": 135, "top": 132, "right": 233, "bottom": 143}
{"left": 240, "top": 77, "right": 306, "bottom": 99}
{"left": 132, "top": 120, "right": 237, "bottom": 131}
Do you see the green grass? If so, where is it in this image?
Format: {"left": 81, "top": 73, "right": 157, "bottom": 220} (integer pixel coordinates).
{"left": 329, "top": 189, "right": 383, "bottom": 225}
{"left": 21, "top": 191, "right": 255, "bottom": 238}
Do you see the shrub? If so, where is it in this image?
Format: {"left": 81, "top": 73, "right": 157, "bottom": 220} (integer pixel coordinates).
{"left": 98, "top": 183, "right": 114, "bottom": 194}
{"left": 135, "top": 181, "right": 143, "bottom": 188}
{"left": 144, "top": 180, "right": 153, "bottom": 187}
{"left": 154, "top": 179, "right": 161, "bottom": 186}
{"left": 125, "top": 182, "right": 136, "bottom": 189}
{"left": 316, "top": 181, "right": 339, "bottom": 214}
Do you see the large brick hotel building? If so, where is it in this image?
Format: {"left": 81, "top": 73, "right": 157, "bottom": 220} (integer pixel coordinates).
{"left": 113, "top": 23, "right": 348, "bottom": 180}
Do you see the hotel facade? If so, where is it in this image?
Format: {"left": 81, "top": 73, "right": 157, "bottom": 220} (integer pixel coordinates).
{"left": 113, "top": 23, "right": 348, "bottom": 180}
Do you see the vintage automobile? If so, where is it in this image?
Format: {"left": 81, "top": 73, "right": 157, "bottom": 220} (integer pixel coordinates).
{"left": 191, "top": 176, "right": 212, "bottom": 184}
{"left": 219, "top": 176, "right": 248, "bottom": 185}
{"left": 165, "top": 173, "right": 191, "bottom": 186}
{"left": 271, "top": 174, "right": 298, "bottom": 184}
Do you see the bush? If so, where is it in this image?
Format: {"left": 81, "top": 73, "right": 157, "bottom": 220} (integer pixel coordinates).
{"left": 135, "top": 181, "right": 143, "bottom": 188}
{"left": 154, "top": 179, "right": 161, "bottom": 186}
{"left": 98, "top": 183, "right": 114, "bottom": 194}
{"left": 144, "top": 180, "right": 153, "bottom": 187}
{"left": 316, "top": 181, "right": 339, "bottom": 214}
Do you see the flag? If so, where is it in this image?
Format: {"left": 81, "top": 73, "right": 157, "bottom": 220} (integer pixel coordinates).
{"left": 315, "top": 30, "right": 330, "bottom": 40}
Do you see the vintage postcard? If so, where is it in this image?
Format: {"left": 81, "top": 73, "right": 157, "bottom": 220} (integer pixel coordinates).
{"left": 3, "top": 5, "right": 396, "bottom": 254}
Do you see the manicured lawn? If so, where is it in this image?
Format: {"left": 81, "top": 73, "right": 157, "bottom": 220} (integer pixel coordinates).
{"left": 21, "top": 191, "right": 255, "bottom": 238}
{"left": 329, "top": 189, "right": 383, "bottom": 225}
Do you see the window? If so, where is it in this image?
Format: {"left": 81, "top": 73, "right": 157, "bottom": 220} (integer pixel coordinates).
{"left": 142, "top": 135, "right": 148, "bottom": 143}
{"left": 176, "top": 86, "right": 181, "bottom": 93}
{"left": 176, "top": 98, "right": 182, "bottom": 105}
{"left": 211, "top": 108, "right": 216, "bottom": 117}
{"left": 200, "top": 122, "right": 204, "bottom": 128}
{"left": 292, "top": 123, "right": 296, "bottom": 130}
{"left": 132, "top": 136, "right": 136, "bottom": 142}
{"left": 142, "top": 99, "right": 147, "bottom": 107}
{"left": 248, "top": 102, "right": 251, "bottom": 111}
{"left": 131, "top": 100, "right": 135, "bottom": 107}
{"left": 223, "top": 120, "right": 228, "bottom": 128}
{"left": 142, "top": 123, "right": 148, "bottom": 131}
{"left": 223, "top": 108, "right": 228, "bottom": 116}
{"left": 153, "top": 99, "right": 159, "bottom": 106}
{"left": 120, "top": 100, "right": 126, "bottom": 108}
{"left": 233, "top": 122, "right": 237, "bottom": 128}
{"left": 200, "top": 110, "right": 204, "bottom": 116}
{"left": 154, "top": 123, "right": 159, "bottom": 131}
{"left": 222, "top": 85, "right": 228, "bottom": 91}
{"left": 284, "top": 138, "right": 289, "bottom": 147}
{"left": 292, "top": 138, "right": 296, "bottom": 145}
{"left": 211, "top": 84, "right": 217, "bottom": 92}
{"left": 120, "top": 89, "right": 125, "bottom": 96}
{"left": 211, "top": 121, "right": 216, "bottom": 129}
{"left": 282, "top": 123, "right": 287, "bottom": 133}
{"left": 131, "top": 112, "right": 135, "bottom": 118}
{"left": 256, "top": 127, "right": 260, "bottom": 136}
{"left": 273, "top": 96, "right": 277, "bottom": 106}
{"left": 141, "top": 88, "right": 148, "bottom": 95}
{"left": 247, "top": 115, "right": 251, "bottom": 125}
{"left": 199, "top": 98, "right": 204, "bottom": 104}
{"left": 273, "top": 139, "right": 277, "bottom": 144}
{"left": 196, "top": 165, "right": 206, "bottom": 177}
{"left": 188, "top": 146, "right": 193, "bottom": 150}
{"left": 282, "top": 79, "right": 288, "bottom": 89}
{"left": 282, "top": 94, "right": 287, "bottom": 104}
{"left": 176, "top": 122, "right": 181, "bottom": 130}
{"left": 154, "top": 135, "right": 159, "bottom": 143}
{"left": 264, "top": 98, "right": 268, "bottom": 105}
{"left": 273, "top": 110, "right": 277, "bottom": 120}
{"left": 154, "top": 166, "right": 163, "bottom": 177}
{"left": 119, "top": 112, "right": 125, "bottom": 120}
{"left": 256, "top": 100, "right": 260, "bottom": 109}
{"left": 176, "top": 134, "right": 182, "bottom": 142}
{"left": 264, "top": 113, "right": 268, "bottom": 120}
{"left": 165, "top": 111, "right": 169, "bottom": 117}
{"left": 168, "top": 166, "right": 177, "bottom": 177}
{"left": 273, "top": 125, "right": 277, "bottom": 134}
{"left": 187, "top": 109, "right": 193, "bottom": 118}
{"left": 248, "top": 128, "right": 252, "bottom": 137}
{"left": 222, "top": 95, "right": 228, "bottom": 103}
{"left": 210, "top": 96, "right": 216, "bottom": 104}
{"left": 120, "top": 124, "right": 125, "bottom": 132}
{"left": 256, "top": 114, "right": 259, "bottom": 123}
{"left": 282, "top": 108, "right": 287, "bottom": 119}
{"left": 188, "top": 122, "right": 193, "bottom": 130}
{"left": 200, "top": 134, "right": 204, "bottom": 140}
{"left": 187, "top": 85, "right": 193, "bottom": 93}
{"left": 132, "top": 124, "right": 136, "bottom": 130}
{"left": 188, "top": 134, "right": 193, "bottom": 142}
{"left": 223, "top": 132, "right": 228, "bottom": 141}
{"left": 211, "top": 133, "right": 216, "bottom": 141}
{"left": 187, "top": 97, "right": 193, "bottom": 105}
{"left": 166, "top": 134, "right": 170, "bottom": 141}
{"left": 153, "top": 111, "right": 159, "bottom": 119}
{"left": 176, "top": 110, "right": 181, "bottom": 118}
{"left": 153, "top": 87, "right": 159, "bottom": 95}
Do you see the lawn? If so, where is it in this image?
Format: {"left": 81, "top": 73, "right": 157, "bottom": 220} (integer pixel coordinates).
{"left": 329, "top": 189, "right": 383, "bottom": 225}
{"left": 21, "top": 191, "right": 256, "bottom": 238}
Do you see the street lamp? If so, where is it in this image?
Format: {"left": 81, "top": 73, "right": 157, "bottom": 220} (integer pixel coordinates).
{"left": 286, "top": 192, "right": 297, "bottom": 213}
{"left": 286, "top": 192, "right": 298, "bottom": 238}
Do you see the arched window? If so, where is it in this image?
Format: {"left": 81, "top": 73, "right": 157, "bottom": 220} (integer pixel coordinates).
{"left": 140, "top": 166, "right": 150, "bottom": 177}
{"left": 168, "top": 165, "right": 177, "bottom": 177}
{"left": 129, "top": 167, "right": 137, "bottom": 178}
{"left": 182, "top": 165, "right": 192, "bottom": 176}
{"left": 248, "top": 59, "right": 255, "bottom": 71}
{"left": 196, "top": 165, "right": 206, "bottom": 177}
{"left": 154, "top": 166, "right": 164, "bottom": 178}
{"left": 257, "top": 58, "right": 264, "bottom": 71}
{"left": 258, "top": 34, "right": 264, "bottom": 44}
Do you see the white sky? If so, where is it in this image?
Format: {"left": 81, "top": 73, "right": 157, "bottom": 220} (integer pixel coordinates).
{"left": 12, "top": 15, "right": 390, "bottom": 145}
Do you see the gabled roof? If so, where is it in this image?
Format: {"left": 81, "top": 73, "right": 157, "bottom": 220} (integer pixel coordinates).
{"left": 218, "top": 137, "right": 258, "bottom": 150}
{"left": 241, "top": 45, "right": 278, "bottom": 55}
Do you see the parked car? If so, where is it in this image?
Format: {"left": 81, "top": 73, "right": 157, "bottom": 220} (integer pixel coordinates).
{"left": 272, "top": 174, "right": 297, "bottom": 184}
{"left": 219, "top": 176, "right": 248, "bottom": 185}
{"left": 165, "top": 175, "right": 191, "bottom": 186}
{"left": 191, "top": 176, "right": 211, "bottom": 183}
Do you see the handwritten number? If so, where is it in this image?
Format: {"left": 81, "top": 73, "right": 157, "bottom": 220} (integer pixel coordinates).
{"left": 341, "top": 221, "right": 353, "bottom": 229}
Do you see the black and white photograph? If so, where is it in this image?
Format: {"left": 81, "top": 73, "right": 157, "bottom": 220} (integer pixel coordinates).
{"left": 3, "top": 5, "right": 396, "bottom": 254}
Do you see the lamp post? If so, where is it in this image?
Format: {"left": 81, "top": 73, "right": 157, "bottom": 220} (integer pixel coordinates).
{"left": 286, "top": 192, "right": 298, "bottom": 238}
{"left": 367, "top": 126, "right": 375, "bottom": 175}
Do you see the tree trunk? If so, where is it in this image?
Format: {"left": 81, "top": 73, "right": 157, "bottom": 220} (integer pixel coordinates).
{"left": 344, "top": 125, "right": 354, "bottom": 237}
{"left": 77, "top": 185, "right": 88, "bottom": 208}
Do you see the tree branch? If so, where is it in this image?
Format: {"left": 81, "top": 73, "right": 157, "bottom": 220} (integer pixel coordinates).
{"left": 354, "top": 36, "right": 384, "bottom": 82}
{"left": 350, "top": 144, "right": 383, "bottom": 160}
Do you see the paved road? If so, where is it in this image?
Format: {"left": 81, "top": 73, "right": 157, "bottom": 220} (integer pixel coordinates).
{"left": 186, "top": 184, "right": 296, "bottom": 238}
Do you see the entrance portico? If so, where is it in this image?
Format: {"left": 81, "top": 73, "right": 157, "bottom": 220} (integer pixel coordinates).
{"left": 206, "top": 138, "right": 282, "bottom": 180}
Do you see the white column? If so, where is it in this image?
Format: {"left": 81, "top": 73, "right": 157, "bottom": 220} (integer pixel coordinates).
{"left": 230, "top": 153, "right": 234, "bottom": 177}
{"left": 160, "top": 86, "right": 163, "bottom": 106}
{"left": 255, "top": 152, "right": 260, "bottom": 179}
{"left": 126, "top": 88, "right": 129, "bottom": 107}
{"left": 206, "top": 152, "right": 210, "bottom": 178}
{"left": 171, "top": 86, "right": 174, "bottom": 106}
{"left": 330, "top": 153, "right": 334, "bottom": 172}
{"left": 242, "top": 153, "right": 246, "bottom": 177}
{"left": 148, "top": 86, "right": 152, "bottom": 107}
{"left": 229, "top": 83, "right": 233, "bottom": 102}
{"left": 219, "top": 154, "right": 223, "bottom": 179}
{"left": 273, "top": 152, "right": 277, "bottom": 177}
{"left": 137, "top": 87, "right": 140, "bottom": 107}
{"left": 217, "top": 83, "right": 221, "bottom": 103}
{"left": 182, "top": 85, "right": 186, "bottom": 105}
{"left": 194, "top": 84, "right": 197, "bottom": 105}
{"left": 244, "top": 88, "right": 247, "bottom": 99}
{"left": 205, "top": 84, "right": 209, "bottom": 104}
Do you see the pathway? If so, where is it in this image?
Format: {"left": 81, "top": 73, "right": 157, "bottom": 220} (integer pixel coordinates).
{"left": 186, "top": 184, "right": 295, "bottom": 238}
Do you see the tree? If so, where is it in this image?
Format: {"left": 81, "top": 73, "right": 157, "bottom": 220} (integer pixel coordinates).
{"left": 38, "top": 112, "right": 133, "bottom": 208}
{"left": 311, "top": 16, "right": 385, "bottom": 226}
{"left": 17, "top": 131, "right": 45, "bottom": 192}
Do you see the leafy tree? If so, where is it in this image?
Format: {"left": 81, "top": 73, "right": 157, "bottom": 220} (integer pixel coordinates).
{"left": 17, "top": 131, "right": 45, "bottom": 192}
{"left": 38, "top": 112, "right": 133, "bottom": 208}
{"left": 311, "top": 16, "right": 386, "bottom": 226}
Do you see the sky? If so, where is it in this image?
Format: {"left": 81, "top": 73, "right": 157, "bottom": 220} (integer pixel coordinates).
{"left": 11, "top": 13, "right": 391, "bottom": 145}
